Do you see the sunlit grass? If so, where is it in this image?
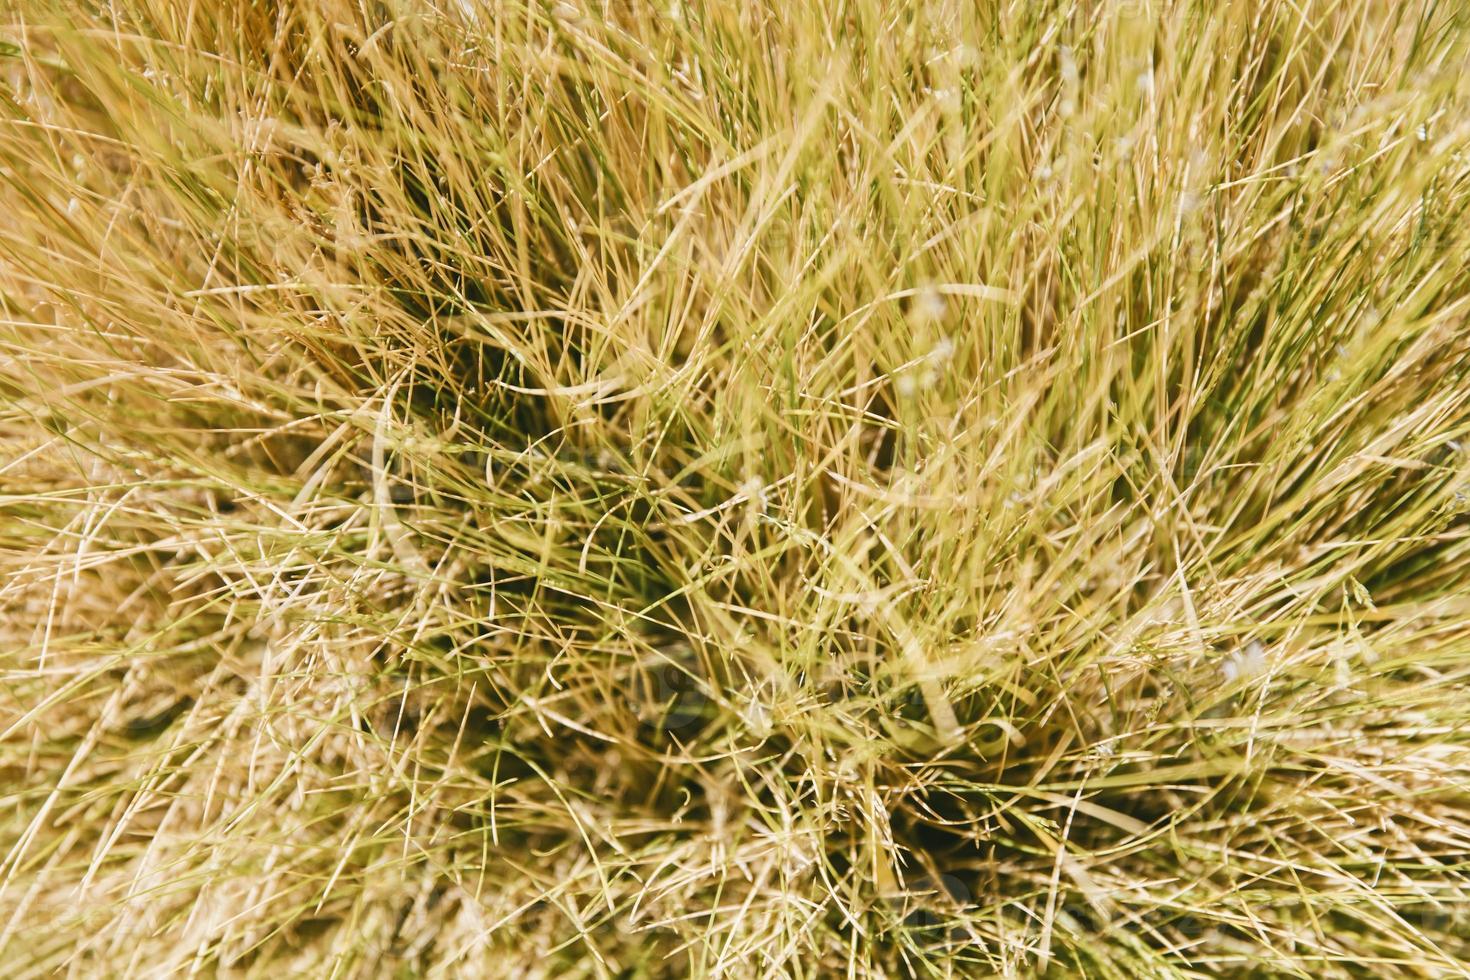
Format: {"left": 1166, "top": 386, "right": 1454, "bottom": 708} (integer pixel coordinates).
{"left": 3, "top": 1, "right": 1470, "bottom": 976}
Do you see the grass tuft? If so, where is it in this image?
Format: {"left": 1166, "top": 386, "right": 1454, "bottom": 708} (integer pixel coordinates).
{"left": 4, "top": 1, "right": 1470, "bottom": 976}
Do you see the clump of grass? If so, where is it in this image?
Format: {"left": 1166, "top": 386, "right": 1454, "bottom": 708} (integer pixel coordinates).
{"left": 3, "top": 1, "right": 1470, "bottom": 976}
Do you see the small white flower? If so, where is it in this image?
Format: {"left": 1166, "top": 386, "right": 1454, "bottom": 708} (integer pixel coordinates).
{"left": 1135, "top": 70, "right": 1155, "bottom": 97}
{"left": 1058, "top": 46, "right": 1079, "bottom": 85}
{"left": 896, "top": 374, "right": 919, "bottom": 398}
{"left": 930, "top": 87, "right": 961, "bottom": 113}
{"left": 1036, "top": 163, "right": 1054, "bottom": 182}
{"left": 739, "top": 475, "right": 767, "bottom": 512}
{"left": 741, "top": 697, "right": 771, "bottom": 737}
{"left": 1416, "top": 124, "right": 1429, "bottom": 142}
{"left": 910, "top": 285, "right": 947, "bottom": 324}
{"left": 66, "top": 197, "right": 80, "bottom": 215}
{"left": 1221, "top": 640, "right": 1267, "bottom": 682}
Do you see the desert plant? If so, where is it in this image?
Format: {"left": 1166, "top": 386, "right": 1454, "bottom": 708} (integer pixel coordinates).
{"left": 3, "top": 1, "right": 1470, "bottom": 976}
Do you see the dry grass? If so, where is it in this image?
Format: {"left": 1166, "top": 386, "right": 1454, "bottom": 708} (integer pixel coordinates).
{"left": 3, "top": 0, "right": 1470, "bottom": 976}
